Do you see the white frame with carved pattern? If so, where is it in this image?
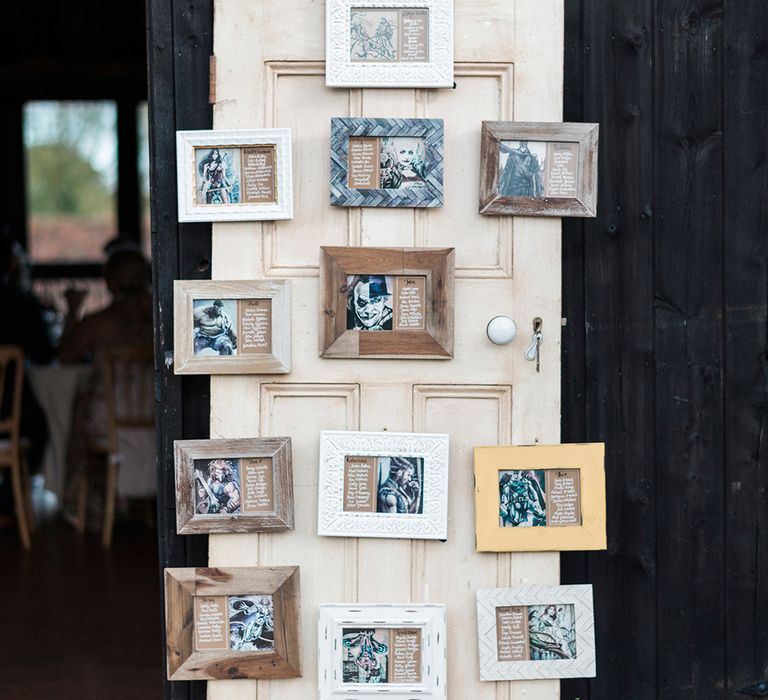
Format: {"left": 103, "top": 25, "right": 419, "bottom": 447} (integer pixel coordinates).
{"left": 318, "top": 603, "right": 447, "bottom": 698}
{"left": 317, "top": 430, "right": 449, "bottom": 540}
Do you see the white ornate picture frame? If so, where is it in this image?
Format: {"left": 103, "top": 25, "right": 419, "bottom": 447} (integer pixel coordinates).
{"left": 318, "top": 430, "right": 449, "bottom": 540}
{"left": 176, "top": 129, "right": 293, "bottom": 222}
{"left": 476, "top": 585, "right": 596, "bottom": 681}
{"left": 318, "top": 604, "right": 447, "bottom": 698}
{"left": 326, "top": 0, "right": 454, "bottom": 88}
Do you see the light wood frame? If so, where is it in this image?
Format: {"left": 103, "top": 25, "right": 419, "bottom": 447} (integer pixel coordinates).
{"left": 325, "top": 0, "right": 454, "bottom": 88}
{"left": 318, "top": 430, "right": 450, "bottom": 540}
{"left": 474, "top": 443, "right": 606, "bottom": 552}
{"left": 330, "top": 118, "right": 444, "bottom": 208}
{"left": 174, "top": 438, "right": 294, "bottom": 534}
{"left": 318, "top": 603, "right": 447, "bottom": 698}
{"left": 173, "top": 279, "right": 291, "bottom": 375}
{"left": 319, "top": 246, "right": 454, "bottom": 359}
{"left": 476, "top": 585, "right": 596, "bottom": 681}
{"left": 165, "top": 566, "right": 301, "bottom": 680}
{"left": 176, "top": 129, "right": 293, "bottom": 222}
{"left": 479, "top": 121, "right": 599, "bottom": 217}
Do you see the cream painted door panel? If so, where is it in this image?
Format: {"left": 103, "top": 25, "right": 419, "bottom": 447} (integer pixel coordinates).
{"left": 207, "top": 2, "right": 563, "bottom": 699}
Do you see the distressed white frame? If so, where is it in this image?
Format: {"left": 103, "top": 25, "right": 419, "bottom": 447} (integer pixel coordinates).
{"left": 176, "top": 128, "right": 293, "bottom": 222}
{"left": 318, "top": 604, "right": 447, "bottom": 698}
{"left": 326, "top": 0, "right": 454, "bottom": 88}
{"left": 476, "top": 585, "right": 596, "bottom": 681}
{"left": 317, "top": 430, "right": 449, "bottom": 540}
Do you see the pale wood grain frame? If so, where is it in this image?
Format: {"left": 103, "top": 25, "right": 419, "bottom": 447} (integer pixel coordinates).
{"left": 173, "top": 279, "right": 291, "bottom": 374}
{"left": 319, "top": 247, "right": 454, "bottom": 359}
{"left": 165, "top": 566, "right": 301, "bottom": 681}
{"left": 474, "top": 443, "right": 606, "bottom": 552}
{"left": 479, "top": 121, "right": 599, "bottom": 217}
{"left": 476, "top": 585, "right": 596, "bottom": 680}
{"left": 318, "top": 604, "right": 447, "bottom": 698}
{"left": 325, "top": 0, "right": 454, "bottom": 88}
{"left": 174, "top": 438, "right": 294, "bottom": 534}
{"left": 176, "top": 129, "right": 293, "bottom": 222}
{"left": 318, "top": 430, "right": 450, "bottom": 540}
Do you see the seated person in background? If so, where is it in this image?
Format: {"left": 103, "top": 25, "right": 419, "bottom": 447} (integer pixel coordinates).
{"left": 58, "top": 249, "right": 155, "bottom": 529}
{"left": 0, "top": 233, "right": 54, "bottom": 472}
{"left": 58, "top": 249, "right": 153, "bottom": 363}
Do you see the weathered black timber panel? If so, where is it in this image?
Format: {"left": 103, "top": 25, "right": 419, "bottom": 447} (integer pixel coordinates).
{"left": 563, "top": 1, "right": 768, "bottom": 699}
{"left": 147, "top": 2, "right": 212, "bottom": 699}
{"left": 722, "top": 0, "right": 768, "bottom": 694}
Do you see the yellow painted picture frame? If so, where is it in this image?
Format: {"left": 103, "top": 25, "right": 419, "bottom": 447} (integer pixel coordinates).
{"left": 474, "top": 443, "right": 606, "bottom": 552}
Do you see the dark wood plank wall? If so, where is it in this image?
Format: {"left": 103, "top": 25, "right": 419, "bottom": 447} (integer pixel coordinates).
{"left": 147, "top": 2, "right": 213, "bottom": 699}
{"left": 562, "top": 2, "right": 768, "bottom": 698}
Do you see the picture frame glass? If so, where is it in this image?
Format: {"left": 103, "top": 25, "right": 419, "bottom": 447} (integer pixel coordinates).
{"left": 341, "top": 626, "right": 423, "bottom": 684}
{"left": 494, "top": 603, "right": 577, "bottom": 662}
{"left": 347, "top": 136, "right": 429, "bottom": 190}
{"left": 193, "top": 145, "right": 277, "bottom": 206}
{"left": 497, "top": 468, "right": 582, "bottom": 528}
{"left": 349, "top": 8, "right": 430, "bottom": 63}
{"left": 193, "top": 298, "right": 272, "bottom": 357}
{"left": 342, "top": 455, "right": 424, "bottom": 514}
{"left": 193, "top": 594, "right": 276, "bottom": 652}
{"left": 345, "top": 275, "right": 426, "bottom": 332}
{"left": 193, "top": 456, "right": 275, "bottom": 516}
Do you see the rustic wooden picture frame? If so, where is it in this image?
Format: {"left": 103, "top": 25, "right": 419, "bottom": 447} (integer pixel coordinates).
{"left": 317, "top": 430, "right": 450, "bottom": 540}
{"left": 176, "top": 128, "right": 293, "bottom": 222}
{"left": 174, "top": 438, "right": 294, "bottom": 534}
{"left": 479, "top": 121, "right": 599, "bottom": 217}
{"left": 165, "top": 566, "right": 301, "bottom": 681}
{"left": 318, "top": 603, "right": 447, "bottom": 698}
{"left": 476, "top": 585, "right": 596, "bottom": 681}
{"left": 330, "top": 117, "right": 444, "bottom": 208}
{"left": 474, "top": 443, "right": 606, "bottom": 552}
{"left": 325, "top": 0, "right": 454, "bottom": 88}
{"left": 319, "top": 246, "right": 454, "bottom": 359}
{"left": 173, "top": 279, "right": 291, "bottom": 375}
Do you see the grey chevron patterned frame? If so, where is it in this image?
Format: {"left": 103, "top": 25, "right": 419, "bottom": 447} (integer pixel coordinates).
{"left": 330, "top": 117, "right": 444, "bottom": 207}
{"left": 476, "top": 585, "right": 596, "bottom": 681}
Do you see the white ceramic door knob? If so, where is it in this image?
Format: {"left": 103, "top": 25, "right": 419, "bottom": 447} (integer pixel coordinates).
{"left": 486, "top": 316, "right": 517, "bottom": 345}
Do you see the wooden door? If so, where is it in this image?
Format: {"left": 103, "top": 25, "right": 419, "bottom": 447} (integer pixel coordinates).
{"left": 206, "top": 2, "right": 564, "bottom": 699}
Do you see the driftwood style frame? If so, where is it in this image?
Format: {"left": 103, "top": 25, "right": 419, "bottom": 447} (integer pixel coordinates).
{"left": 479, "top": 121, "right": 599, "bottom": 217}
{"left": 318, "top": 603, "right": 447, "bottom": 698}
{"left": 325, "top": 0, "right": 454, "bottom": 88}
{"left": 319, "top": 246, "right": 454, "bottom": 359}
{"left": 330, "top": 117, "right": 444, "bottom": 208}
{"left": 476, "top": 585, "right": 596, "bottom": 681}
{"left": 474, "top": 443, "right": 606, "bottom": 552}
{"left": 176, "top": 128, "right": 293, "bottom": 222}
{"left": 165, "top": 566, "right": 301, "bottom": 681}
{"left": 174, "top": 438, "right": 294, "bottom": 534}
{"left": 174, "top": 279, "right": 291, "bottom": 375}
{"left": 317, "top": 430, "right": 450, "bottom": 540}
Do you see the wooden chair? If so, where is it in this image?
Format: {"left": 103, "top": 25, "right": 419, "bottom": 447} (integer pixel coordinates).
{"left": 0, "top": 346, "right": 34, "bottom": 549}
{"left": 77, "top": 345, "right": 155, "bottom": 547}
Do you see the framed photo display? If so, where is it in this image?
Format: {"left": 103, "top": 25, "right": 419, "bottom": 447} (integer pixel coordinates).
{"left": 174, "top": 438, "right": 293, "bottom": 534}
{"left": 318, "top": 430, "right": 449, "bottom": 540}
{"left": 318, "top": 604, "right": 446, "bottom": 698}
{"left": 319, "top": 246, "right": 454, "bottom": 359}
{"left": 474, "top": 443, "right": 606, "bottom": 552}
{"left": 330, "top": 117, "right": 444, "bottom": 208}
{"left": 173, "top": 279, "right": 291, "bottom": 375}
{"left": 325, "top": 0, "right": 454, "bottom": 88}
{"left": 476, "top": 585, "right": 596, "bottom": 681}
{"left": 479, "top": 121, "right": 599, "bottom": 217}
{"left": 165, "top": 566, "right": 301, "bottom": 680}
{"left": 176, "top": 129, "right": 293, "bottom": 222}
